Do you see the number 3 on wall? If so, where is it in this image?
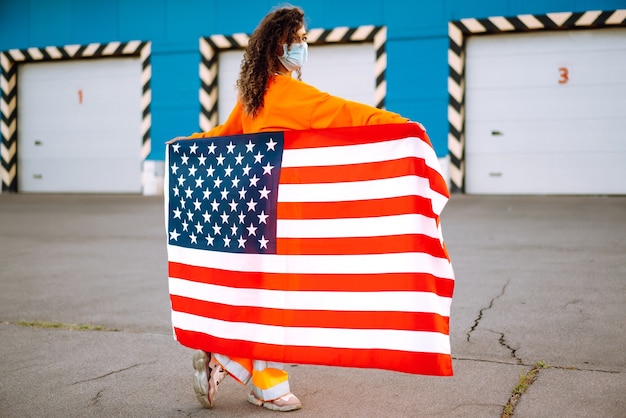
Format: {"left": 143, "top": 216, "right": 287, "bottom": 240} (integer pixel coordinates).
{"left": 558, "top": 67, "right": 569, "bottom": 84}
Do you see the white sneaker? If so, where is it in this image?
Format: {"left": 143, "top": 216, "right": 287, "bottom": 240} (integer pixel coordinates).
{"left": 247, "top": 391, "right": 302, "bottom": 412}
{"left": 192, "top": 351, "right": 228, "bottom": 408}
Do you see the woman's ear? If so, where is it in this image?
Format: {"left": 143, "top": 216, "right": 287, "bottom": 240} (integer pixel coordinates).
{"left": 275, "top": 43, "right": 284, "bottom": 57}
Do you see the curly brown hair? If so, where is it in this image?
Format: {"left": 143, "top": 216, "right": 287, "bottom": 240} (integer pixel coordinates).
{"left": 237, "top": 5, "right": 305, "bottom": 117}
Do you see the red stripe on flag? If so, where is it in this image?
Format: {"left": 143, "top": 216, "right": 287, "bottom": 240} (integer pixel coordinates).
{"left": 276, "top": 234, "right": 447, "bottom": 256}
{"left": 280, "top": 157, "right": 433, "bottom": 184}
{"left": 173, "top": 328, "right": 453, "bottom": 376}
{"left": 170, "top": 295, "right": 450, "bottom": 333}
{"left": 277, "top": 195, "right": 436, "bottom": 220}
{"left": 168, "top": 262, "right": 454, "bottom": 297}
{"left": 283, "top": 123, "right": 429, "bottom": 149}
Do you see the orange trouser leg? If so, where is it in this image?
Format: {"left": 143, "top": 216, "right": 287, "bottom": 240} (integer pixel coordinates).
{"left": 251, "top": 360, "right": 290, "bottom": 401}
{"left": 213, "top": 354, "right": 290, "bottom": 401}
{"left": 213, "top": 354, "right": 253, "bottom": 384}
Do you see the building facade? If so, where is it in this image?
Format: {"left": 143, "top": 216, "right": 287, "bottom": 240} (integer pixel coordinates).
{"left": 1, "top": 0, "right": 625, "bottom": 194}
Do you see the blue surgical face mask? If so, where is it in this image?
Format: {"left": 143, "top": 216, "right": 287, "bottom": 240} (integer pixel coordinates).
{"left": 278, "top": 42, "right": 308, "bottom": 71}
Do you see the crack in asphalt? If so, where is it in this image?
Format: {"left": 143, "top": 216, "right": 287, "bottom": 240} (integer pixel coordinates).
{"left": 452, "top": 356, "right": 621, "bottom": 374}
{"left": 466, "top": 279, "right": 510, "bottom": 342}
{"left": 498, "top": 331, "right": 523, "bottom": 365}
{"left": 71, "top": 361, "right": 156, "bottom": 385}
{"left": 90, "top": 388, "right": 104, "bottom": 405}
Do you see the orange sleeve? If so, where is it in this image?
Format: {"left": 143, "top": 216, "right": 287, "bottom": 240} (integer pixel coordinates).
{"left": 291, "top": 81, "right": 409, "bottom": 129}
{"left": 310, "top": 95, "right": 408, "bottom": 128}
{"left": 189, "top": 102, "right": 245, "bottom": 138}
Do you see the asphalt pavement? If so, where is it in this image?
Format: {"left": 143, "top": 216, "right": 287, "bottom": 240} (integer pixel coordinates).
{"left": 0, "top": 193, "right": 624, "bottom": 417}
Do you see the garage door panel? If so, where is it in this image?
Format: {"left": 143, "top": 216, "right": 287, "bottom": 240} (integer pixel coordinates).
{"left": 47, "top": 117, "right": 141, "bottom": 137}
{"left": 466, "top": 119, "right": 625, "bottom": 154}
{"left": 469, "top": 28, "right": 626, "bottom": 57}
{"left": 19, "top": 137, "right": 141, "bottom": 159}
{"left": 466, "top": 152, "right": 626, "bottom": 195}
{"left": 302, "top": 44, "right": 375, "bottom": 105}
{"left": 467, "top": 49, "right": 624, "bottom": 89}
{"left": 466, "top": 84, "right": 625, "bottom": 121}
{"left": 19, "top": 124, "right": 141, "bottom": 157}
{"left": 19, "top": 158, "right": 141, "bottom": 193}
{"left": 466, "top": 55, "right": 568, "bottom": 89}
{"left": 19, "top": 111, "right": 142, "bottom": 137}
{"left": 19, "top": 82, "right": 140, "bottom": 109}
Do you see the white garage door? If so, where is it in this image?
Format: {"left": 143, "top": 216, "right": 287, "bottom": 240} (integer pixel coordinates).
{"left": 218, "top": 43, "right": 376, "bottom": 122}
{"left": 465, "top": 28, "right": 626, "bottom": 195}
{"left": 18, "top": 57, "right": 143, "bottom": 193}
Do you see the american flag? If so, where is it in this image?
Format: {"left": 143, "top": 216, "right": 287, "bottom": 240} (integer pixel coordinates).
{"left": 165, "top": 123, "right": 454, "bottom": 376}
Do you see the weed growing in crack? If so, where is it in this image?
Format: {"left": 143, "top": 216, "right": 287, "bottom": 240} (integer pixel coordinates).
{"left": 502, "top": 361, "right": 548, "bottom": 418}
{"left": 13, "top": 320, "right": 119, "bottom": 332}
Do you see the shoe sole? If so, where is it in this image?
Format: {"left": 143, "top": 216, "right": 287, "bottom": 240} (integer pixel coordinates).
{"left": 192, "top": 351, "right": 212, "bottom": 408}
{"left": 247, "top": 392, "right": 302, "bottom": 412}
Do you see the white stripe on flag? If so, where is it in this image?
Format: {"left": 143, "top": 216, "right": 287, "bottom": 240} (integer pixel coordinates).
{"left": 277, "top": 175, "right": 432, "bottom": 203}
{"left": 282, "top": 136, "right": 439, "bottom": 171}
{"left": 167, "top": 245, "right": 455, "bottom": 278}
{"left": 169, "top": 277, "right": 452, "bottom": 316}
{"left": 164, "top": 147, "right": 171, "bottom": 234}
{"left": 277, "top": 213, "right": 439, "bottom": 238}
{"left": 171, "top": 311, "right": 451, "bottom": 354}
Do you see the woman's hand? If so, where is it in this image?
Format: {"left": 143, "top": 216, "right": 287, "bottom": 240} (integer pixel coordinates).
{"left": 166, "top": 136, "right": 189, "bottom": 144}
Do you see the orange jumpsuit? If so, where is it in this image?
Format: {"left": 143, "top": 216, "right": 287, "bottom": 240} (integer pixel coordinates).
{"left": 192, "top": 73, "right": 409, "bottom": 401}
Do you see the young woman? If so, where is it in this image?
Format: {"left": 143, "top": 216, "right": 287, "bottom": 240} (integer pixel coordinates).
{"left": 190, "top": 5, "right": 414, "bottom": 412}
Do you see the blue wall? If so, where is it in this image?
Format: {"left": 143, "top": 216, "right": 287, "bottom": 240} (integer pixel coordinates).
{"left": 1, "top": 0, "right": 625, "bottom": 161}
